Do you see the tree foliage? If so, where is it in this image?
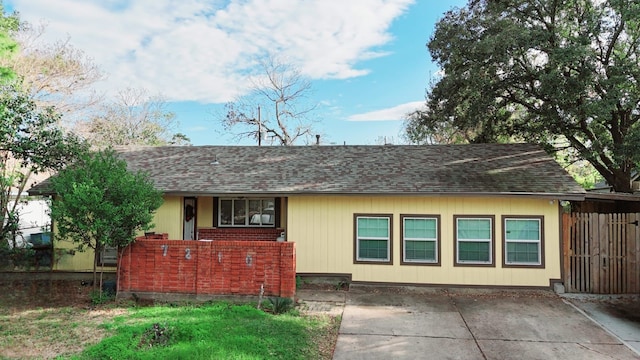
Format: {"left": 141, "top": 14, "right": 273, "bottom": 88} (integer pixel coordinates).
{"left": 222, "top": 56, "right": 317, "bottom": 145}
{"left": 80, "top": 87, "right": 189, "bottom": 147}
{"left": 0, "top": 1, "right": 19, "bottom": 81}
{"left": 50, "top": 149, "right": 163, "bottom": 254}
{"left": 0, "top": 84, "right": 85, "bottom": 249}
{"left": 406, "top": 0, "right": 640, "bottom": 192}
{"left": 404, "top": 109, "right": 474, "bottom": 145}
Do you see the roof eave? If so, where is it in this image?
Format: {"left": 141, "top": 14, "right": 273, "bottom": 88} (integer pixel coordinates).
{"left": 161, "top": 190, "right": 586, "bottom": 201}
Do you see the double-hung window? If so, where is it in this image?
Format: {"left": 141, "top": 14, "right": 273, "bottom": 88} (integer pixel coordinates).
{"left": 401, "top": 215, "right": 439, "bottom": 265}
{"left": 503, "top": 216, "right": 544, "bottom": 267}
{"left": 455, "top": 216, "right": 494, "bottom": 266}
{"left": 354, "top": 214, "right": 392, "bottom": 264}
{"left": 218, "top": 198, "right": 275, "bottom": 227}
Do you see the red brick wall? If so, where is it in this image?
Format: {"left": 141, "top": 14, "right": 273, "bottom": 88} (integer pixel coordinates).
{"left": 197, "top": 227, "right": 284, "bottom": 242}
{"left": 118, "top": 239, "right": 296, "bottom": 298}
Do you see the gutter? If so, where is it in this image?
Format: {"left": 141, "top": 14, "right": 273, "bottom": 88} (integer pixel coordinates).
{"left": 159, "top": 191, "right": 586, "bottom": 201}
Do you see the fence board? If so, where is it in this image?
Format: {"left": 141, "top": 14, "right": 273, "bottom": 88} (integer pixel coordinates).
{"left": 563, "top": 214, "right": 572, "bottom": 291}
{"left": 599, "top": 213, "right": 607, "bottom": 293}
{"left": 618, "top": 213, "right": 623, "bottom": 292}
{"left": 582, "top": 213, "right": 589, "bottom": 291}
{"left": 575, "top": 213, "right": 583, "bottom": 292}
{"left": 631, "top": 213, "right": 639, "bottom": 293}
{"left": 563, "top": 212, "right": 640, "bottom": 294}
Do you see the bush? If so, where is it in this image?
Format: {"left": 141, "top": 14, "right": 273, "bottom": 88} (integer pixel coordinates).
{"left": 90, "top": 288, "right": 116, "bottom": 305}
{"left": 138, "top": 322, "right": 173, "bottom": 348}
{"left": 267, "top": 297, "right": 293, "bottom": 315}
{"left": 7, "top": 247, "right": 36, "bottom": 269}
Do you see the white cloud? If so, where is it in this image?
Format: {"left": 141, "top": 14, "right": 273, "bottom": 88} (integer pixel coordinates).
{"left": 347, "top": 101, "right": 425, "bottom": 121}
{"left": 8, "top": 0, "right": 414, "bottom": 103}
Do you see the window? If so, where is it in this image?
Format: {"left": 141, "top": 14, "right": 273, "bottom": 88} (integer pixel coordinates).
{"left": 354, "top": 214, "right": 392, "bottom": 264}
{"left": 218, "top": 198, "right": 275, "bottom": 227}
{"left": 98, "top": 245, "right": 118, "bottom": 266}
{"left": 454, "top": 216, "right": 494, "bottom": 266}
{"left": 503, "top": 216, "right": 544, "bottom": 267}
{"left": 401, "top": 215, "right": 440, "bottom": 265}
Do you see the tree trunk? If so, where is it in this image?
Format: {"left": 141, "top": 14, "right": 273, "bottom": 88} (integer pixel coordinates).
{"left": 116, "top": 246, "right": 123, "bottom": 298}
{"left": 92, "top": 248, "right": 97, "bottom": 290}
{"left": 99, "top": 261, "right": 104, "bottom": 298}
{"left": 608, "top": 168, "right": 633, "bottom": 193}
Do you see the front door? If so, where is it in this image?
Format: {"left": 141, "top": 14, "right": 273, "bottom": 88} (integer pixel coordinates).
{"left": 183, "top": 197, "right": 196, "bottom": 240}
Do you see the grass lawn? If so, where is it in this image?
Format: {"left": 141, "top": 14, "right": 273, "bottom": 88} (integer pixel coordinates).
{"left": 0, "top": 299, "right": 340, "bottom": 359}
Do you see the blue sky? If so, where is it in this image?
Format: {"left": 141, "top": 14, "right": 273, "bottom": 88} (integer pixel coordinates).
{"left": 6, "top": 0, "right": 467, "bottom": 146}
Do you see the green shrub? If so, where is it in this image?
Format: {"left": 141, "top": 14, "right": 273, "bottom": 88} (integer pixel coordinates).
{"left": 267, "top": 297, "right": 293, "bottom": 315}
{"left": 90, "top": 289, "right": 116, "bottom": 305}
{"left": 7, "top": 247, "right": 36, "bottom": 269}
{"left": 138, "top": 322, "right": 172, "bottom": 348}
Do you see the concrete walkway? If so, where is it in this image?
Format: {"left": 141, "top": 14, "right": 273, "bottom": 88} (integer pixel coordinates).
{"left": 564, "top": 294, "right": 640, "bottom": 356}
{"left": 298, "top": 286, "right": 640, "bottom": 360}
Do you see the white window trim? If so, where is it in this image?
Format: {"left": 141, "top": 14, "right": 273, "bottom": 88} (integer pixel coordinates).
{"left": 218, "top": 198, "right": 275, "bottom": 227}
{"left": 356, "top": 216, "right": 391, "bottom": 262}
{"left": 456, "top": 217, "right": 493, "bottom": 265}
{"left": 402, "top": 216, "right": 438, "bottom": 263}
{"left": 504, "top": 218, "right": 542, "bottom": 265}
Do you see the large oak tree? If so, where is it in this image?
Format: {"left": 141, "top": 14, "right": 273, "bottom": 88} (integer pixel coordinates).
{"left": 406, "top": 0, "right": 640, "bottom": 192}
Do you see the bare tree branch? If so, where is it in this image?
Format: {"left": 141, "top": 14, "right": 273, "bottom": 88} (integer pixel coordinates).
{"left": 221, "top": 55, "right": 318, "bottom": 146}
{"left": 78, "top": 88, "right": 189, "bottom": 147}
{"left": 1, "top": 21, "right": 105, "bottom": 122}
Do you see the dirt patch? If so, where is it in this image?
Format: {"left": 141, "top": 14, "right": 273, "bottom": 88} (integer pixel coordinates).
{"left": 298, "top": 281, "right": 350, "bottom": 292}
{"left": 0, "top": 276, "right": 125, "bottom": 359}
{"left": 313, "top": 314, "right": 342, "bottom": 360}
{"left": 0, "top": 306, "right": 126, "bottom": 359}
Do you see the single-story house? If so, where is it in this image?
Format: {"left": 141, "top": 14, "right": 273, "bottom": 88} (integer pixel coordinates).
{"left": 31, "top": 143, "right": 586, "bottom": 288}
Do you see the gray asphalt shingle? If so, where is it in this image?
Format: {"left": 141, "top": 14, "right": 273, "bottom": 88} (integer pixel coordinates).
{"left": 112, "top": 143, "right": 585, "bottom": 197}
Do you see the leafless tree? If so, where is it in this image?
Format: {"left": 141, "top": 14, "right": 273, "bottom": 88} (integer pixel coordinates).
{"left": 221, "top": 56, "right": 317, "bottom": 146}
{"left": 2, "top": 21, "right": 104, "bottom": 122}
{"left": 79, "top": 87, "right": 189, "bottom": 147}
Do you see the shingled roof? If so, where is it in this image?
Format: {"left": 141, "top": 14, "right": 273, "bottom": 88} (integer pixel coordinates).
{"left": 103, "top": 143, "right": 584, "bottom": 199}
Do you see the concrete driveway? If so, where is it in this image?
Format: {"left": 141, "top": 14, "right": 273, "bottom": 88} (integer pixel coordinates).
{"left": 329, "top": 287, "right": 640, "bottom": 360}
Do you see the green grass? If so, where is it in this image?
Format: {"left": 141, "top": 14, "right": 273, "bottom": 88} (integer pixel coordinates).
{"left": 68, "top": 302, "right": 331, "bottom": 360}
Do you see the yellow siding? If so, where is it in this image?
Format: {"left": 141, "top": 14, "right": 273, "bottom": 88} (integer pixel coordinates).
{"left": 150, "top": 196, "right": 183, "bottom": 239}
{"left": 51, "top": 222, "right": 115, "bottom": 272}
{"left": 52, "top": 238, "right": 101, "bottom": 272}
{"left": 147, "top": 195, "right": 214, "bottom": 237}
{"left": 51, "top": 195, "right": 181, "bottom": 272}
{"left": 288, "top": 195, "right": 561, "bottom": 287}
{"left": 197, "top": 197, "right": 213, "bottom": 228}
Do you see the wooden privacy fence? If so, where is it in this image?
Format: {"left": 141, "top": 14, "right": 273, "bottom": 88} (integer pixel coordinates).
{"left": 563, "top": 213, "right": 640, "bottom": 294}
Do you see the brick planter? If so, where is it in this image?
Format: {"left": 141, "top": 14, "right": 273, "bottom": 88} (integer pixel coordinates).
{"left": 118, "top": 239, "right": 296, "bottom": 300}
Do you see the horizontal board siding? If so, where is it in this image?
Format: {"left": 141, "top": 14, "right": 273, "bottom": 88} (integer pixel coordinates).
{"left": 289, "top": 196, "right": 560, "bottom": 287}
